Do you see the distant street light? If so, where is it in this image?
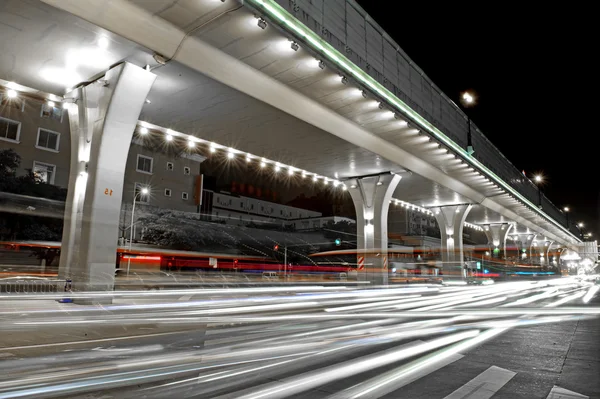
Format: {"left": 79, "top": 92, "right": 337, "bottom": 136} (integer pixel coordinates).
{"left": 533, "top": 174, "right": 544, "bottom": 209}
{"left": 459, "top": 91, "right": 476, "bottom": 155}
{"left": 575, "top": 222, "right": 585, "bottom": 240}
{"left": 127, "top": 186, "right": 149, "bottom": 276}
{"left": 462, "top": 92, "right": 474, "bottom": 104}
{"left": 563, "top": 207, "right": 570, "bottom": 229}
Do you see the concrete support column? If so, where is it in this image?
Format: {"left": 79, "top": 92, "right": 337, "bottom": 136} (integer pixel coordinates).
{"left": 530, "top": 234, "right": 545, "bottom": 265}
{"left": 483, "top": 223, "right": 513, "bottom": 259}
{"left": 513, "top": 233, "right": 535, "bottom": 262}
{"left": 546, "top": 241, "right": 555, "bottom": 267}
{"left": 348, "top": 173, "right": 401, "bottom": 285}
{"left": 59, "top": 63, "right": 156, "bottom": 293}
{"left": 433, "top": 204, "right": 472, "bottom": 277}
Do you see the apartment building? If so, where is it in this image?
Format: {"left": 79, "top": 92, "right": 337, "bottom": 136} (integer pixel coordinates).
{"left": 1, "top": 88, "right": 205, "bottom": 217}
{"left": 1, "top": 88, "right": 337, "bottom": 238}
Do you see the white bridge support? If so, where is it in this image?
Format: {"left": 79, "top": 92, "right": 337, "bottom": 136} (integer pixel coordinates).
{"left": 433, "top": 205, "right": 472, "bottom": 277}
{"left": 512, "top": 233, "right": 536, "bottom": 261}
{"left": 483, "top": 223, "right": 513, "bottom": 259}
{"left": 348, "top": 174, "right": 401, "bottom": 285}
{"left": 59, "top": 63, "right": 156, "bottom": 295}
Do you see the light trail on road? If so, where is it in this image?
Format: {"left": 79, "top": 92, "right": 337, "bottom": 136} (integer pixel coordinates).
{"left": 0, "top": 277, "right": 598, "bottom": 398}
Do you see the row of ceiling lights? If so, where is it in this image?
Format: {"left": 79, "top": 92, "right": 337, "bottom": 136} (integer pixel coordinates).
{"left": 2, "top": 82, "right": 67, "bottom": 108}
{"left": 253, "top": 16, "right": 510, "bottom": 209}
{"left": 138, "top": 123, "right": 471, "bottom": 218}
{"left": 137, "top": 123, "right": 348, "bottom": 189}
{"left": 255, "top": 11, "right": 575, "bottom": 240}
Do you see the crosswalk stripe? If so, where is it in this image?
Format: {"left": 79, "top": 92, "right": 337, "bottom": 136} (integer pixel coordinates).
{"left": 443, "top": 365, "right": 516, "bottom": 399}
{"left": 546, "top": 385, "right": 589, "bottom": 399}
{"left": 326, "top": 352, "right": 463, "bottom": 398}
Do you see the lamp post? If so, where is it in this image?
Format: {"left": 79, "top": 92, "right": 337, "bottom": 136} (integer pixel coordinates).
{"left": 576, "top": 222, "right": 585, "bottom": 239}
{"left": 563, "top": 207, "right": 570, "bottom": 229}
{"left": 534, "top": 175, "right": 543, "bottom": 209}
{"left": 127, "top": 186, "right": 149, "bottom": 276}
{"left": 460, "top": 91, "right": 476, "bottom": 155}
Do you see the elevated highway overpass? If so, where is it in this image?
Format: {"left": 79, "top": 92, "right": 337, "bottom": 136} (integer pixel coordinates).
{"left": 0, "top": 0, "right": 582, "bottom": 290}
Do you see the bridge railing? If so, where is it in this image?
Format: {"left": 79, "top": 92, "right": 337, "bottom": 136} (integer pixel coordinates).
{"left": 268, "top": 0, "right": 572, "bottom": 235}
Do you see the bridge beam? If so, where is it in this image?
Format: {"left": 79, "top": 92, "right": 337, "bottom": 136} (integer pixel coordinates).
{"left": 348, "top": 174, "right": 401, "bottom": 285}
{"left": 433, "top": 204, "right": 472, "bottom": 278}
{"left": 59, "top": 63, "right": 156, "bottom": 296}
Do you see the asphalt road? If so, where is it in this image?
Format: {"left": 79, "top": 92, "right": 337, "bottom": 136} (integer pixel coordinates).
{"left": 0, "top": 278, "right": 598, "bottom": 398}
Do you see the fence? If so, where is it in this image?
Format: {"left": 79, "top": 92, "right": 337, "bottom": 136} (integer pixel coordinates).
{"left": 0, "top": 279, "right": 62, "bottom": 293}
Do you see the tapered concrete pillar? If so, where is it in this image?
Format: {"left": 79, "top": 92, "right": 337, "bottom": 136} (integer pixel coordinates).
{"left": 59, "top": 63, "right": 156, "bottom": 293}
{"left": 531, "top": 236, "right": 550, "bottom": 266}
{"left": 433, "top": 204, "right": 472, "bottom": 277}
{"left": 348, "top": 173, "right": 401, "bottom": 285}
{"left": 512, "top": 232, "right": 536, "bottom": 262}
{"left": 483, "top": 223, "right": 513, "bottom": 259}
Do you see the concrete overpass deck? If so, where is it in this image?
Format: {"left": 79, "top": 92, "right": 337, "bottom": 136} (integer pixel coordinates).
{"left": 0, "top": 0, "right": 584, "bottom": 287}
{"left": 1, "top": 0, "right": 577, "bottom": 247}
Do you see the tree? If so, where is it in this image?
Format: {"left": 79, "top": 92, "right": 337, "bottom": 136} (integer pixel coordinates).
{"left": 0, "top": 149, "right": 66, "bottom": 241}
{"left": 321, "top": 220, "right": 356, "bottom": 247}
{"left": 0, "top": 148, "right": 20, "bottom": 183}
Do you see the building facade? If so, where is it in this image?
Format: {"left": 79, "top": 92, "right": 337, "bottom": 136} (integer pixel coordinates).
{"left": 0, "top": 90, "right": 208, "bottom": 216}
{"left": 1, "top": 89, "right": 340, "bottom": 241}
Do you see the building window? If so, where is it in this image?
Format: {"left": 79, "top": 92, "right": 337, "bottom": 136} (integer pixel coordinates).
{"left": 182, "top": 192, "right": 189, "bottom": 200}
{"left": 136, "top": 154, "right": 153, "bottom": 174}
{"left": 134, "top": 183, "right": 150, "bottom": 204}
{"left": 166, "top": 162, "right": 174, "bottom": 171}
{"left": 240, "top": 202, "right": 244, "bottom": 208}
{"left": 0, "top": 117, "right": 20, "bottom": 143}
{"left": 40, "top": 103, "right": 63, "bottom": 121}
{"left": 164, "top": 188, "right": 172, "bottom": 197}
{"left": 32, "top": 161, "right": 56, "bottom": 184}
{"left": 36, "top": 128, "right": 60, "bottom": 152}
{"left": 183, "top": 166, "right": 191, "bottom": 175}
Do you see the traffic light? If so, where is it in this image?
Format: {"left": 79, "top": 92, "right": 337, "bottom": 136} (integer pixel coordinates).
{"left": 334, "top": 238, "right": 341, "bottom": 246}
{"left": 274, "top": 244, "right": 279, "bottom": 251}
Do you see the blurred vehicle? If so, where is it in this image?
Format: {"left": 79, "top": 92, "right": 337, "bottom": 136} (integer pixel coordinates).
{"left": 467, "top": 277, "right": 494, "bottom": 285}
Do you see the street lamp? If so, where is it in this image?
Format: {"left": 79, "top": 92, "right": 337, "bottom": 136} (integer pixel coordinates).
{"left": 533, "top": 174, "right": 543, "bottom": 209}
{"left": 127, "top": 186, "right": 149, "bottom": 276}
{"left": 460, "top": 91, "right": 476, "bottom": 155}
{"left": 576, "top": 222, "right": 585, "bottom": 239}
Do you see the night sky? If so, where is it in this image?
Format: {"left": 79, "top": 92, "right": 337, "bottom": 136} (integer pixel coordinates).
{"left": 355, "top": 2, "right": 598, "bottom": 239}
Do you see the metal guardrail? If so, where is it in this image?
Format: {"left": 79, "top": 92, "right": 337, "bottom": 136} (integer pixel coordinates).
{"left": 0, "top": 279, "right": 62, "bottom": 293}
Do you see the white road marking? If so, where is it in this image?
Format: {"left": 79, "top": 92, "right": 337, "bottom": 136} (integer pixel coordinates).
{"left": 326, "top": 352, "right": 464, "bottom": 398}
{"left": 443, "top": 366, "right": 516, "bottom": 399}
{"left": 546, "top": 385, "right": 589, "bottom": 399}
